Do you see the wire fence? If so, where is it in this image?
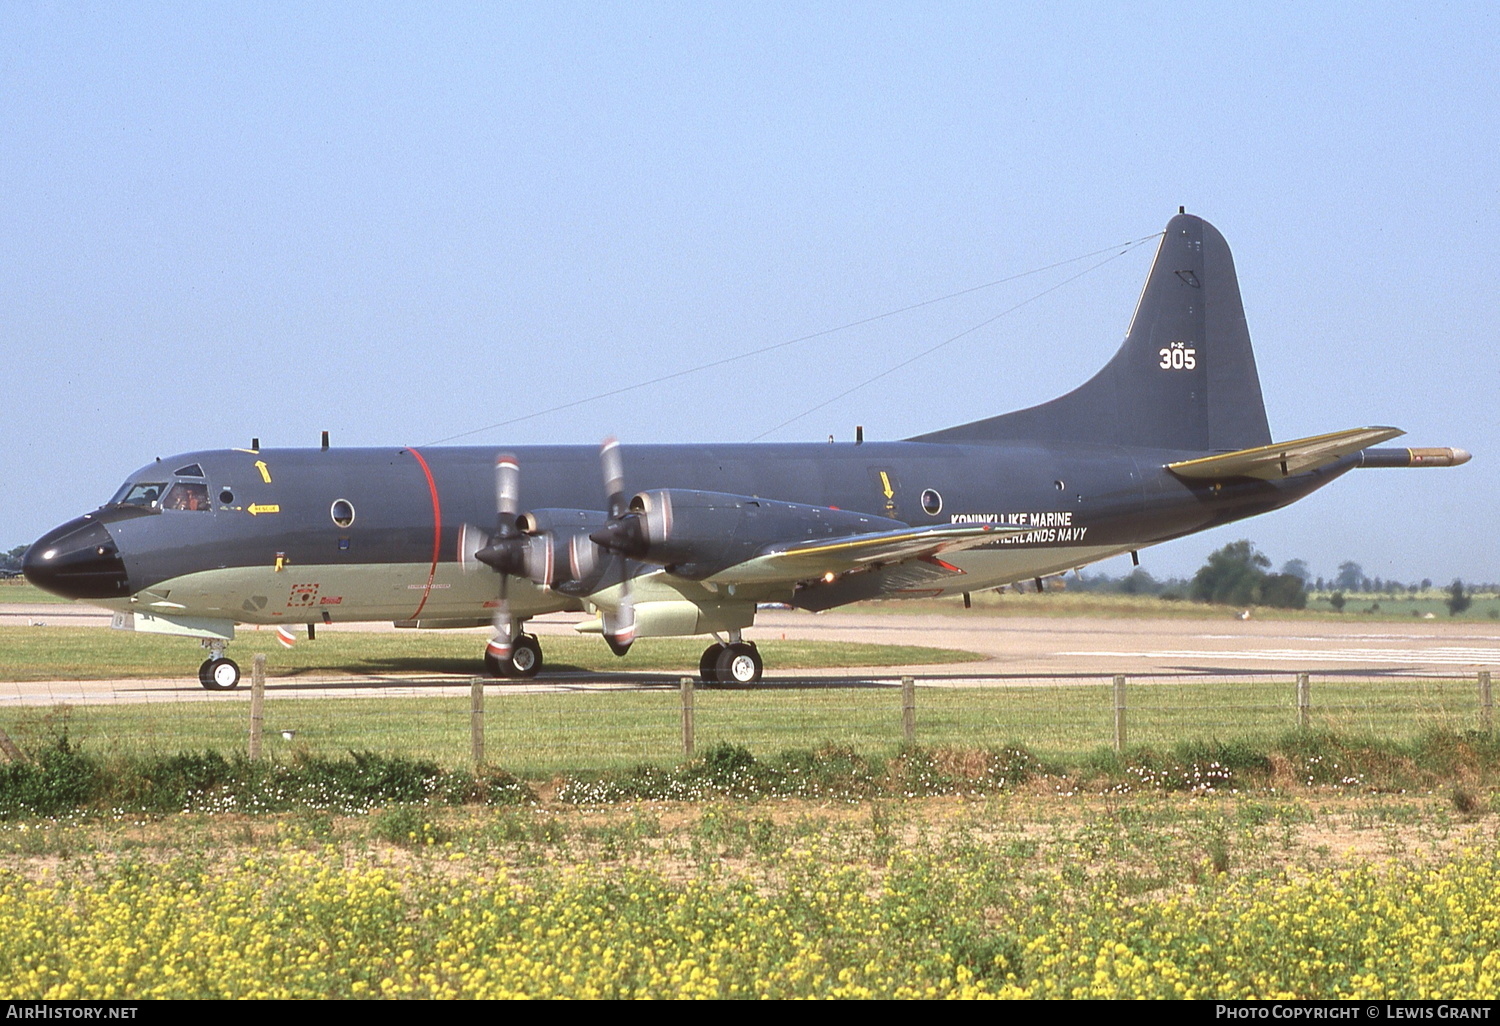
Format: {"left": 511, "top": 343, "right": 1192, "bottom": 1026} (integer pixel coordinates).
{"left": 1, "top": 664, "right": 1494, "bottom": 776}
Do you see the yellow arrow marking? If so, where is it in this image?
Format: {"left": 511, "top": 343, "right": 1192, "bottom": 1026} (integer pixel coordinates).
{"left": 879, "top": 471, "right": 894, "bottom": 499}
{"left": 254, "top": 460, "right": 272, "bottom": 483}
{"left": 247, "top": 504, "right": 281, "bottom": 516}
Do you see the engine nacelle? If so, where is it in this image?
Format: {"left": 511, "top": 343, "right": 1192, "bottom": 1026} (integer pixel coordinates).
{"left": 627, "top": 489, "right": 905, "bottom": 579}
{"left": 515, "top": 508, "right": 609, "bottom": 590}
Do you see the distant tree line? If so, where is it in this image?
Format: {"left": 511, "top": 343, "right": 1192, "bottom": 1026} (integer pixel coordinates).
{"left": 1077, "top": 542, "right": 1492, "bottom": 616}
{"left": 1300, "top": 559, "right": 1497, "bottom": 596}
{"left": 1069, "top": 568, "right": 1191, "bottom": 600}
{"left": 1074, "top": 541, "right": 1306, "bottom": 608}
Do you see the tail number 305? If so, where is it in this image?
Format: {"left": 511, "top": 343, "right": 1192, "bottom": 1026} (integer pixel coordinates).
{"left": 1159, "top": 342, "right": 1197, "bottom": 370}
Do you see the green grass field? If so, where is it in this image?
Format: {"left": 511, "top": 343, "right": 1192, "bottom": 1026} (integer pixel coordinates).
{"left": 0, "top": 580, "right": 65, "bottom": 603}
{"left": 0, "top": 625, "right": 981, "bottom": 682}
{"left": 7, "top": 675, "right": 1490, "bottom": 776}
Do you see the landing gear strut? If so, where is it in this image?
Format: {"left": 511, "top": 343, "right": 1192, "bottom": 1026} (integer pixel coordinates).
{"left": 484, "top": 634, "right": 543, "bottom": 679}
{"left": 198, "top": 639, "right": 241, "bottom": 690}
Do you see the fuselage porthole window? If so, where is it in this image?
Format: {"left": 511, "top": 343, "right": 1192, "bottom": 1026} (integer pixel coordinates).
{"left": 219, "top": 489, "right": 234, "bottom": 505}
{"left": 331, "top": 499, "right": 355, "bottom": 529}
{"left": 920, "top": 489, "right": 943, "bottom": 516}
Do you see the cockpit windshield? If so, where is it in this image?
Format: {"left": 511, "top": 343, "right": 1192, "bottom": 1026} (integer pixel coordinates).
{"left": 111, "top": 482, "right": 168, "bottom": 507}
{"left": 107, "top": 460, "right": 216, "bottom": 512}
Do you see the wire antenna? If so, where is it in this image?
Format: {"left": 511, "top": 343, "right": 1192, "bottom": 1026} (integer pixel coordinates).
{"left": 750, "top": 236, "right": 1161, "bottom": 441}
{"left": 425, "top": 233, "right": 1163, "bottom": 445}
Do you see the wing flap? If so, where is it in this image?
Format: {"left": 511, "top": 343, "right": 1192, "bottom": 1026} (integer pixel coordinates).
{"left": 702, "top": 522, "right": 1016, "bottom": 585}
{"left": 1166, "top": 426, "right": 1404, "bottom": 481}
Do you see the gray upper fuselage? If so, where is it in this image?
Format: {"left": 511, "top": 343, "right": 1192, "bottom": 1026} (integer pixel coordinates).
{"left": 90, "top": 439, "right": 1348, "bottom": 598}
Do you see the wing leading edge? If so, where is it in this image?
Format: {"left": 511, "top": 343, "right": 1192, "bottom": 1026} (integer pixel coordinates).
{"left": 700, "top": 522, "right": 1020, "bottom": 586}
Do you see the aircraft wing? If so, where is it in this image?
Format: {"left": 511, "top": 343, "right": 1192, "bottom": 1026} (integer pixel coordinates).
{"left": 702, "top": 522, "right": 1017, "bottom": 586}
{"left": 1165, "top": 426, "right": 1404, "bottom": 481}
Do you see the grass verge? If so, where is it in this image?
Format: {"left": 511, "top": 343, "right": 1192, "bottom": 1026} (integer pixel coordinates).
{"left": 3, "top": 676, "right": 1489, "bottom": 774}
{"left": 0, "top": 626, "right": 982, "bottom": 681}
{"left": 5, "top": 728, "right": 1500, "bottom": 819}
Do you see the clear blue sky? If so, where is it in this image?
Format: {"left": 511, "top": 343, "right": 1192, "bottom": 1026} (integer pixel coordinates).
{"left": 4, "top": 3, "right": 1495, "bottom": 585}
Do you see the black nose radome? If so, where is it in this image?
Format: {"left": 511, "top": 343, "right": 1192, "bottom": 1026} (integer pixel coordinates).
{"left": 23, "top": 517, "right": 131, "bottom": 600}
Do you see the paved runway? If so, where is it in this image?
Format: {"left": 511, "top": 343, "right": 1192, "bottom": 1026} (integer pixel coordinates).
{"left": 745, "top": 610, "right": 1500, "bottom": 677}
{"left": 3, "top": 602, "right": 1498, "bottom": 706}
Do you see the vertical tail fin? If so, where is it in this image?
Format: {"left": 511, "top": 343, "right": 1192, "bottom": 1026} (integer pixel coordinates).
{"left": 913, "top": 213, "right": 1272, "bottom": 451}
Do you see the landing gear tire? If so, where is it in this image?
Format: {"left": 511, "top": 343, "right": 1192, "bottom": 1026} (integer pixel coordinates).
{"left": 484, "top": 635, "right": 543, "bottom": 679}
{"left": 509, "top": 635, "right": 542, "bottom": 678}
{"left": 698, "top": 643, "right": 726, "bottom": 684}
{"left": 715, "top": 642, "right": 762, "bottom": 685}
{"left": 199, "top": 657, "right": 241, "bottom": 691}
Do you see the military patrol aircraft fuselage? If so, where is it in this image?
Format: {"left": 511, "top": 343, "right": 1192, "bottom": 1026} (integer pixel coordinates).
{"left": 23, "top": 214, "right": 1469, "bottom": 688}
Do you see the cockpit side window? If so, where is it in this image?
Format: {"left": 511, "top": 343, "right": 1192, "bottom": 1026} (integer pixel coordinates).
{"left": 162, "top": 482, "right": 211, "bottom": 512}
{"left": 115, "top": 482, "right": 168, "bottom": 507}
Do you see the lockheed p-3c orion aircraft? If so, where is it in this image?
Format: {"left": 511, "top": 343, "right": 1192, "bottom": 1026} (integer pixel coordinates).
{"left": 23, "top": 212, "right": 1469, "bottom": 689}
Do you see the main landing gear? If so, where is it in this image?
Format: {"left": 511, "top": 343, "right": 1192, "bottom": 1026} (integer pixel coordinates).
{"left": 484, "top": 634, "right": 543, "bottom": 679}
{"left": 698, "top": 639, "right": 763, "bottom": 685}
{"left": 198, "top": 639, "right": 241, "bottom": 690}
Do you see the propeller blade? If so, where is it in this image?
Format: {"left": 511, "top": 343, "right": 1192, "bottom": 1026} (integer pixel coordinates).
{"left": 487, "top": 577, "right": 514, "bottom": 661}
{"left": 482, "top": 452, "right": 524, "bottom": 659}
{"left": 603, "top": 578, "right": 636, "bottom": 656}
{"left": 613, "top": 576, "right": 636, "bottom": 643}
{"left": 589, "top": 438, "right": 647, "bottom": 556}
{"left": 486, "top": 628, "right": 513, "bottom": 662}
{"left": 476, "top": 453, "right": 526, "bottom": 573}
{"left": 496, "top": 453, "right": 520, "bottom": 522}
{"left": 600, "top": 437, "right": 626, "bottom": 520}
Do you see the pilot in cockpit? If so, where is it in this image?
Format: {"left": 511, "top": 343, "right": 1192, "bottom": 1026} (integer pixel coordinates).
{"left": 162, "top": 482, "right": 209, "bottom": 511}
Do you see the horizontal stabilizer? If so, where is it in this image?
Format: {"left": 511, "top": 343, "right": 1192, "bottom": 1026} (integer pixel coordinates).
{"left": 1166, "top": 426, "right": 1404, "bottom": 481}
{"left": 705, "top": 522, "right": 1016, "bottom": 586}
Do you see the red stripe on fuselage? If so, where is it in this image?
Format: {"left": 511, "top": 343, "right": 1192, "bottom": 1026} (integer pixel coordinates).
{"left": 405, "top": 447, "right": 442, "bottom": 619}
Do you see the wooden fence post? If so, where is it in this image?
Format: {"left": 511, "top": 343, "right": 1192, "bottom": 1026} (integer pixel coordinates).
{"left": 1113, "top": 675, "right": 1127, "bottom": 752}
{"left": 248, "top": 654, "right": 266, "bottom": 761}
{"left": 680, "top": 677, "right": 695, "bottom": 757}
{"left": 0, "top": 728, "right": 31, "bottom": 765}
{"left": 1480, "top": 671, "right": 1493, "bottom": 734}
{"left": 470, "top": 679, "right": 485, "bottom": 769}
{"left": 1297, "top": 673, "right": 1311, "bottom": 731}
{"left": 901, "top": 676, "right": 916, "bottom": 744}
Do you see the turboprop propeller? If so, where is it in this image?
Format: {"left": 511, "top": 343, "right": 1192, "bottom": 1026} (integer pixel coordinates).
{"left": 473, "top": 454, "right": 524, "bottom": 664}
{"left": 587, "top": 437, "right": 639, "bottom": 655}
{"left": 462, "top": 439, "right": 647, "bottom": 672}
